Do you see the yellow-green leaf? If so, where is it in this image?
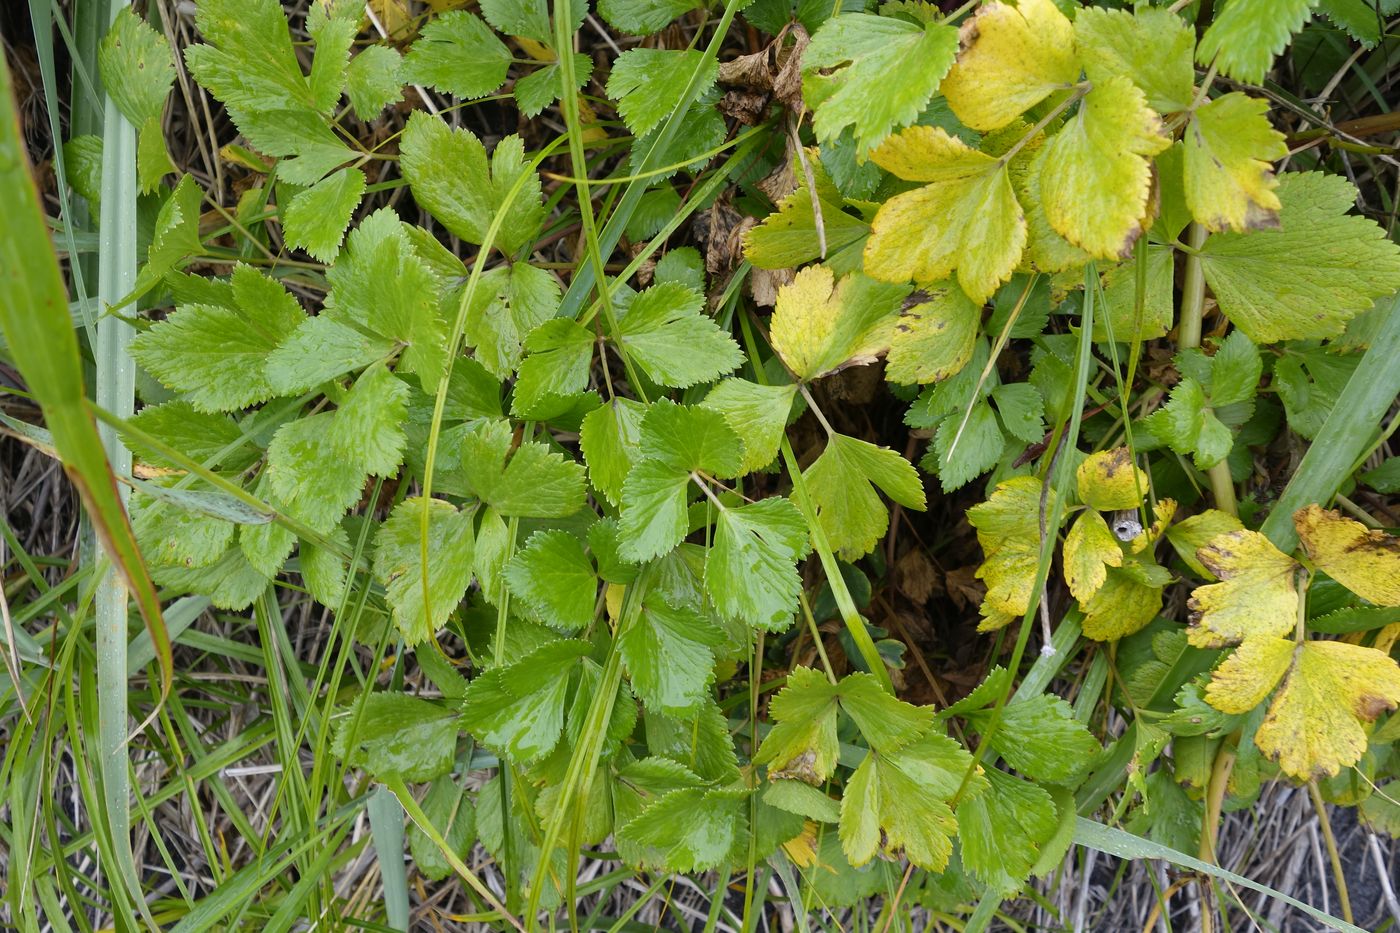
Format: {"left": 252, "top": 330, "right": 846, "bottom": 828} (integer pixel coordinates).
{"left": 1073, "top": 7, "right": 1195, "bottom": 113}
{"left": 1012, "top": 142, "right": 1091, "bottom": 274}
{"left": 1186, "top": 530, "right": 1299, "bottom": 647}
{"left": 864, "top": 127, "right": 1025, "bottom": 302}
{"left": 969, "top": 476, "right": 1057, "bottom": 617}
{"left": 1063, "top": 510, "right": 1122, "bottom": 602}
{"left": 1183, "top": 93, "right": 1286, "bottom": 232}
{"left": 1076, "top": 447, "right": 1149, "bottom": 512}
{"left": 940, "top": 0, "right": 1080, "bottom": 132}
{"left": 1166, "top": 508, "right": 1244, "bottom": 578}
{"left": 768, "top": 266, "right": 905, "bottom": 381}
{"left": 1204, "top": 634, "right": 1294, "bottom": 714}
{"left": 885, "top": 283, "right": 981, "bottom": 385}
{"left": 1040, "top": 76, "right": 1170, "bottom": 259}
{"left": 1294, "top": 504, "right": 1400, "bottom": 607}
{"left": 1081, "top": 563, "right": 1164, "bottom": 641}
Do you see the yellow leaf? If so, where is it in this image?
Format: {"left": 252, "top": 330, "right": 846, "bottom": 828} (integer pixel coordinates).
{"left": 781, "top": 821, "right": 820, "bottom": 867}
{"left": 1012, "top": 143, "right": 1091, "bottom": 274}
{"left": 940, "top": 0, "right": 1080, "bottom": 132}
{"left": 1204, "top": 634, "right": 1294, "bottom": 714}
{"left": 1256, "top": 640, "right": 1400, "bottom": 780}
{"left": 1076, "top": 447, "right": 1148, "bottom": 512}
{"left": 864, "top": 128, "right": 1026, "bottom": 302}
{"left": 1081, "top": 564, "right": 1163, "bottom": 640}
{"left": 1187, "top": 530, "right": 1299, "bottom": 647}
{"left": 1063, "top": 510, "right": 1122, "bottom": 602}
{"left": 968, "top": 476, "right": 1055, "bottom": 617}
{"left": 977, "top": 604, "right": 1017, "bottom": 632}
{"left": 1128, "top": 498, "right": 1177, "bottom": 554}
{"left": 1165, "top": 508, "right": 1244, "bottom": 578}
{"left": 884, "top": 282, "right": 981, "bottom": 384}
{"left": 1183, "top": 93, "right": 1286, "bottom": 233}
{"left": 1040, "top": 76, "right": 1170, "bottom": 259}
{"left": 769, "top": 266, "right": 905, "bottom": 381}
{"left": 1294, "top": 505, "right": 1400, "bottom": 607}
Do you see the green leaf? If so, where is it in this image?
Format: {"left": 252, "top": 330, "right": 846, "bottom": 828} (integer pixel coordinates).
{"left": 401, "top": 11, "right": 511, "bottom": 100}
{"left": 646, "top": 700, "right": 741, "bottom": 782}
{"left": 1319, "top": 0, "right": 1384, "bottom": 46}
{"left": 1197, "top": 0, "right": 1318, "bottom": 84}
{"left": 503, "top": 530, "right": 597, "bottom": 632}
{"left": 460, "top": 260, "right": 560, "bottom": 380}
{"left": 151, "top": 544, "right": 270, "bottom": 610}
{"left": 132, "top": 490, "right": 235, "bottom": 570}
{"left": 968, "top": 694, "right": 1100, "bottom": 783}
{"left": 283, "top": 166, "right": 365, "bottom": 262}
{"left": 839, "top": 731, "right": 973, "bottom": 871}
{"left": 865, "top": 126, "right": 1025, "bottom": 303}
{"left": 400, "top": 112, "right": 545, "bottom": 256}
{"left": 1143, "top": 378, "right": 1232, "bottom": 469}
{"left": 743, "top": 153, "right": 869, "bottom": 270}
{"left": 885, "top": 283, "right": 981, "bottom": 385}
{"left": 513, "top": 53, "right": 593, "bottom": 118}
{"left": 1208, "top": 330, "right": 1262, "bottom": 408}
{"left": 373, "top": 497, "right": 477, "bottom": 644}
{"left": 597, "top": 0, "right": 703, "bottom": 35}
{"left": 1097, "top": 244, "right": 1174, "bottom": 342}
{"left": 407, "top": 777, "right": 476, "bottom": 882}
{"left": 511, "top": 319, "right": 593, "bottom": 418}
{"left": 265, "top": 316, "right": 389, "bottom": 396}
{"left": 574, "top": 405, "right": 641, "bottom": 517}
{"left": 131, "top": 263, "right": 305, "bottom": 413}
{"left": 991, "top": 382, "right": 1045, "bottom": 444}
{"left": 801, "top": 14, "right": 958, "bottom": 155}
{"left": 607, "top": 49, "right": 719, "bottom": 136}
{"left": 616, "top": 283, "right": 744, "bottom": 388}
{"left": 131, "top": 174, "right": 205, "bottom": 299}
{"left": 957, "top": 768, "right": 1059, "bottom": 894}
{"left": 618, "top": 787, "right": 747, "bottom": 872}
{"left": 1184, "top": 93, "right": 1286, "bottom": 233}
{"left": 700, "top": 379, "right": 796, "bottom": 475}
{"left": 1199, "top": 172, "right": 1400, "bottom": 342}
{"left": 770, "top": 266, "right": 906, "bottom": 380}
{"left": 461, "top": 639, "right": 591, "bottom": 761}
{"left": 619, "top": 592, "right": 723, "bottom": 715}
{"left": 1073, "top": 7, "right": 1195, "bottom": 113}
{"left": 618, "top": 460, "right": 693, "bottom": 563}
{"left": 99, "top": 8, "right": 174, "bottom": 127}
{"left": 932, "top": 400, "right": 1005, "bottom": 492}
{"left": 638, "top": 399, "right": 746, "bottom": 478}
{"left": 1041, "top": 76, "right": 1171, "bottom": 259}
{"left": 763, "top": 779, "right": 841, "bottom": 823}
{"left": 457, "top": 419, "right": 586, "bottom": 518}
{"left": 126, "top": 401, "right": 256, "bottom": 472}
{"left": 707, "top": 497, "right": 812, "bottom": 631}
{"left": 301, "top": 524, "right": 350, "bottom": 608}
{"left": 807, "top": 433, "right": 926, "bottom": 559}
{"left": 837, "top": 672, "right": 934, "bottom": 752}
{"left": 331, "top": 692, "right": 461, "bottom": 781}
{"left": 754, "top": 668, "right": 841, "bottom": 783}
{"left": 482, "top": 0, "right": 585, "bottom": 42}
{"left": 345, "top": 45, "right": 403, "bottom": 119}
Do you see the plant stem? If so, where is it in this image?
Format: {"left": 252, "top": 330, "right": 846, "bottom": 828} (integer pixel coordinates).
{"left": 1308, "top": 780, "right": 1354, "bottom": 925}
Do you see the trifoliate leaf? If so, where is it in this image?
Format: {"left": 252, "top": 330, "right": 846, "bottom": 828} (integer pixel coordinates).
{"left": 1184, "top": 93, "right": 1286, "bottom": 233}
{"left": 322, "top": 208, "right": 445, "bottom": 388}
{"left": 616, "top": 283, "right": 744, "bottom": 388}
{"left": 373, "top": 497, "right": 477, "bottom": 644}
{"left": 806, "top": 433, "right": 926, "bottom": 559}
{"left": 957, "top": 768, "right": 1058, "bottom": 895}
{"left": 461, "top": 639, "right": 592, "bottom": 761}
{"left": 264, "top": 414, "right": 364, "bottom": 533}
{"left": 1077, "top": 447, "right": 1149, "bottom": 512}
{"left": 1143, "top": 378, "right": 1233, "bottom": 469}
{"left": 743, "top": 154, "right": 869, "bottom": 270}
{"left": 619, "top": 592, "right": 723, "bottom": 715}
{"left": 939, "top": 0, "right": 1079, "bottom": 132}
{"left": 931, "top": 400, "right": 1005, "bottom": 492}
{"left": 1199, "top": 172, "right": 1400, "bottom": 342}
{"left": 459, "top": 419, "right": 587, "bottom": 517}
{"left": 345, "top": 45, "right": 403, "bottom": 119}
{"left": 1166, "top": 509, "right": 1245, "bottom": 579}
{"left": 283, "top": 167, "right": 365, "bottom": 262}
{"left": 597, "top": 0, "right": 703, "bottom": 36}
{"left": 580, "top": 398, "right": 647, "bottom": 507}
{"left": 503, "top": 530, "right": 597, "bottom": 632}
{"left": 1073, "top": 7, "right": 1194, "bottom": 113}
{"left": 967, "top": 694, "right": 1100, "bottom": 783}
{"left": 754, "top": 667, "right": 841, "bottom": 784}
{"left": 511, "top": 319, "right": 593, "bottom": 418}
{"left": 840, "top": 731, "right": 973, "bottom": 871}
{"left": 865, "top": 126, "right": 1025, "bottom": 302}
{"left": 1063, "top": 510, "right": 1123, "bottom": 602}
{"left": 769, "top": 266, "right": 906, "bottom": 381}
{"left": 618, "top": 786, "right": 747, "bottom": 872}
{"left": 1040, "top": 76, "right": 1170, "bottom": 259}
{"left": 606, "top": 49, "right": 718, "bottom": 136}
{"left": 331, "top": 693, "right": 461, "bottom": 781}
{"left": 1186, "top": 530, "right": 1300, "bottom": 647}
{"left": 706, "top": 497, "right": 811, "bottom": 631}
{"left": 969, "top": 476, "right": 1058, "bottom": 617}
{"left": 1196, "top": 0, "right": 1317, "bottom": 85}
{"left": 1081, "top": 563, "right": 1165, "bottom": 640}
{"left": 1294, "top": 505, "right": 1400, "bottom": 607}
{"left": 401, "top": 11, "right": 511, "bottom": 100}
{"left": 400, "top": 112, "right": 545, "bottom": 256}
{"left": 638, "top": 399, "right": 746, "bottom": 479}
{"left": 801, "top": 13, "right": 958, "bottom": 155}
{"left": 265, "top": 315, "right": 389, "bottom": 397}
{"left": 885, "top": 283, "right": 981, "bottom": 385}
{"left": 407, "top": 777, "right": 476, "bottom": 882}
{"left": 700, "top": 379, "right": 797, "bottom": 475}
{"left": 465, "top": 261, "right": 561, "bottom": 379}
{"left": 132, "top": 264, "right": 305, "bottom": 413}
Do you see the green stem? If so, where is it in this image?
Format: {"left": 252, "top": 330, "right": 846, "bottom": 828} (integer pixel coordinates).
{"left": 1308, "top": 780, "right": 1354, "bottom": 926}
